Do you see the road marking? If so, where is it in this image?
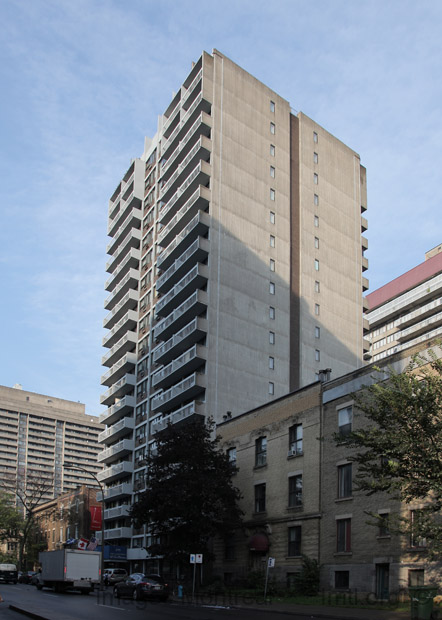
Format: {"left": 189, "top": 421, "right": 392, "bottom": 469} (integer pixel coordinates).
{"left": 98, "top": 604, "right": 130, "bottom": 611}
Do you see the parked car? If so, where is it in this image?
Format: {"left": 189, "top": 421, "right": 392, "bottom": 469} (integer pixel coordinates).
{"left": 113, "top": 573, "right": 168, "bottom": 601}
{"left": 103, "top": 568, "right": 128, "bottom": 585}
{"left": 18, "top": 571, "right": 37, "bottom": 584}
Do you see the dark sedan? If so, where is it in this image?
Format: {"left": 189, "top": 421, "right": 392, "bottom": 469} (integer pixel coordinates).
{"left": 113, "top": 573, "right": 169, "bottom": 601}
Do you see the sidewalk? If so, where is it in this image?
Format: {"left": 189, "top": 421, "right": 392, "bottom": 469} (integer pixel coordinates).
{"left": 170, "top": 594, "right": 412, "bottom": 619}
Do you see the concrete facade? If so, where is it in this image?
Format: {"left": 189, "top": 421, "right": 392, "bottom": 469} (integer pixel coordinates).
{"left": 366, "top": 245, "right": 442, "bottom": 363}
{"left": 100, "top": 49, "right": 369, "bottom": 562}
{"left": 0, "top": 384, "right": 103, "bottom": 502}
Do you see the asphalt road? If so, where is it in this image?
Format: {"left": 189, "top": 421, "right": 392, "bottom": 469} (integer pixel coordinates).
{"left": 0, "top": 583, "right": 323, "bottom": 620}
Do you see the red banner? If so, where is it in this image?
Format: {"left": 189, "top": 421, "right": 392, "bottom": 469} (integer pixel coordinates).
{"left": 90, "top": 505, "right": 102, "bottom": 531}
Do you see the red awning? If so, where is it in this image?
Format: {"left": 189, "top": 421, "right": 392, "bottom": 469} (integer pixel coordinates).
{"left": 249, "top": 533, "right": 269, "bottom": 552}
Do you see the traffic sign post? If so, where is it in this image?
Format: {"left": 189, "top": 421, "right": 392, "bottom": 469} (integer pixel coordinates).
{"left": 190, "top": 553, "right": 203, "bottom": 602}
{"left": 264, "top": 557, "right": 275, "bottom": 599}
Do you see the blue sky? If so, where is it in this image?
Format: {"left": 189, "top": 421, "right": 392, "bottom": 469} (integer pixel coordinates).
{"left": 1, "top": 0, "right": 441, "bottom": 415}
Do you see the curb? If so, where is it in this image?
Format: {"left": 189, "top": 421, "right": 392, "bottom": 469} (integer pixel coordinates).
{"left": 9, "top": 605, "right": 49, "bottom": 620}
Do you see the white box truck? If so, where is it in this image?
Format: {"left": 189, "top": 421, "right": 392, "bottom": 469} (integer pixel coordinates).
{"left": 37, "top": 549, "right": 100, "bottom": 594}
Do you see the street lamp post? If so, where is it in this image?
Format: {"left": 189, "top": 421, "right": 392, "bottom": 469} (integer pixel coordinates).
{"left": 63, "top": 462, "right": 105, "bottom": 590}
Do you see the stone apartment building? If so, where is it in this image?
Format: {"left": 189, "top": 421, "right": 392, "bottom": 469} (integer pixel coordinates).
{"left": 215, "top": 341, "right": 441, "bottom": 596}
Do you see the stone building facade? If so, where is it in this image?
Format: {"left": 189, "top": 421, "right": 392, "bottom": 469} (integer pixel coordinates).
{"left": 215, "top": 340, "right": 441, "bottom": 596}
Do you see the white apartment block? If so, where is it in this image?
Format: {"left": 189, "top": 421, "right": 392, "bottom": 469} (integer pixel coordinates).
{"left": 99, "top": 50, "right": 369, "bottom": 566}
{"left": 366, "top": 244, "right": 442, "bottom": 362}
{"left": 0, "top": 384, "right": 102, "bottom": 502}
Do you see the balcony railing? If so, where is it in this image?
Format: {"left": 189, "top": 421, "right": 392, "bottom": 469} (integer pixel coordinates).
{"left": 157, "top": 210, "right": 210, "bottom": 270}
{"left": 98, "top": 417, "right": 135, "bottom": 442}
{"left": 154, "top": 289, "right": 208, "bottom": 341}
{"left": 150, "top": 371, "right": 205, "bottom": 412}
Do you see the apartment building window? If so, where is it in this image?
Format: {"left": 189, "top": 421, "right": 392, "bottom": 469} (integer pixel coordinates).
{"left": 314, "top": 194, "right": 319, "bottom": 206}
{"left": 269, "top": 382, "right": 274, "bottom": 395}
{"left": 409, "top": 570, "right": 425, "bottom": 587}
{"left": 314, "top": 259, "right": 319, "bottom": 271}
{"left": 227, "top": 447, "right": 237, "bottom": 467}
{"left": 335, "top": 571, "right": 349, "bottom": 589}
{"left": 289, "top": 424, "right": 303, "bottom": 455}
{"left": 270, "top": 235, "right": 275, "bottom": 247}
{"left": 270, "top": 188, "right": 275, "bottom": 201}
{"left": 315, "top": 326, "right": 320, "bottom": 338}
{"left": 313, "top": 131, "right": 318, "bottom": 143}
{"left": 314, "top": 152, "right": 318, "bottom": 164}
{"left": 255, "top": 483, "right": 266, "bottom": 513}
{"left": 288, "top": 526, "right": 302, "bottom": 556}
{"left": 378, "top": 512, "right": 390, "bottom": 537}
{"left": 270, "top": 259, "right": 275, "bottom": 272}
{"left": 288, "top": 475, "right": 303, "bottom": 507}
{"left": 270, "top": 144, "right": 275, "bottom": 156}
{"left": 270, "top": 122, "right": 275, "bottom": 134}
{"left": 314, "top": 173, "right": 318, "bottom": 185}
{"left": 337, "top": 518, "right": 351, "bottom": 552}
{"left": 269, "top": 306, "right": 275, "bottom": 319}
{"left": 255, "top": 437, "right": 267, "bottom": 467}
{"left": 270, "top": 100, "right": 275, "bottom": 112}
{"left": 314, "top": 215, "right": 319, "bottom": 227}
{"left": 270, "top": 211, "right": 275, "bottom": 224}
{"left": 269, "top": 356, "right": 274, "bottom": 370}
{"left": 315, "top": 237, "right": 319, "bottom": 249}
{"left": 338, "top": 463, "right": 352, "bottom": 498}
{"left": 315, "top": 349, "right": 320, "bottom": 362}
{"left": 315, "top": 280, "right": 320, "bottom": 293}
{"left": 269, "top": 331, "right": 275, "bottom": 344}
{"left": 269, "top": 282, "right": 275, "bottom": 295}
{"left": 315, "top": 303, "right": 320, "bottom": 316}
{"left": 270, "top": 165, "right": 275, "bottom": 178}
{"left": 410, "top": 510, "right": 427, "bottom": 548}
{"left": 338, "top": 406, "right": 353, "bottom": 437}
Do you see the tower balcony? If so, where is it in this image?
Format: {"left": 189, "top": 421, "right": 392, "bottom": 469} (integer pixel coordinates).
{"left": 101, "top": 331, "right": 137, "bottom": 368}
{"left": 159, "top": 161, "right": 210, "bottom": 229}
{"left": 153, "top": 316, "right": 207, "bottom": 366}
{"left": 108, "top": 193, "right": 142, "bottom": 238}
{"left": 99, "top": 394, "right": 136, "bottom": 426}
{"left": 105, "top": 248, "right": 140, "bottom": 291}
{"left": 97, "top": 482, "right": 132, "bottom": 502}
{"left": 159, "top": 135, "right": 211, "bottom": 204}
{"left": 103, "top": 289, "right": 138, "bottom": 330}
{"left": 150, "top": 371, "right": 206, "bottom": 414}
{"left": 158, "top": 187, "right": 210, "bottom": 251}
{"left": 102, "top": 310, "right": 138, "bottom": 350}
{"left": 155, "top": 263, "right": 209, "bottom": 318}
{"left": 157, "top": 237, "right": 209, "bottom": 294}
{"left": 104, "top": 527, "right": 132, "bottom": 541}
{"left": 105, "top": 228, "right": 141, "bottom": 274}
{"left": 160, "top": 106, "right": 211, "bottom": 181}
{"left": 100, "top": 373, "right": 136, "bottom": 407}
{"left": 152, "top": 344, "right": 207, "bottom": 391}
{"left": 106, "top": 206, "right": 142, "bottom": 255}
{"left": 150, "top": 400, "right": 204, "bottom": 435}
{"left": 104, "top": 268, "right": 139, "bottom": 311}
{"left": 98, "top": 439, "right": 135, "bottom": 464}
{"left": 99, "top": 417, "right": 135, "bottom": 443}
{"left": 154, "top": 289, "right": 208, "bottom": 342}
{"left": 97, "top": 460, "right": 133, "bottom": 483}
{"left": 101, "top": 353, "right": 137, "bottom": 388}
{"left": 104, "top": 505, "right": 130, "bottom": 520}
{"left": 157, "top": 210, "right": 210, "bottom": 271}
{"left": 182, "top": 68, "right": 202, "bottom": 110}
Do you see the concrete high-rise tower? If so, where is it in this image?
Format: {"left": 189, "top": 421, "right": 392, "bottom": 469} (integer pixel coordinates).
{"left": 98, "top": 50, "right": 369, "bottom": 566}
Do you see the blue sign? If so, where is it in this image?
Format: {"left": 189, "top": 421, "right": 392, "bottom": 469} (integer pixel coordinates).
{"left": 103, "top": 545, "right": 127, "bottom": 560}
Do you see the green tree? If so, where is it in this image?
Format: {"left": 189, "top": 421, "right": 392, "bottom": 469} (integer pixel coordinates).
{"left": 335, "top": 348, "right": 442, "bottom": 556}
{"left": 130, "top": 418, "right": 243, "bottom": 561}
